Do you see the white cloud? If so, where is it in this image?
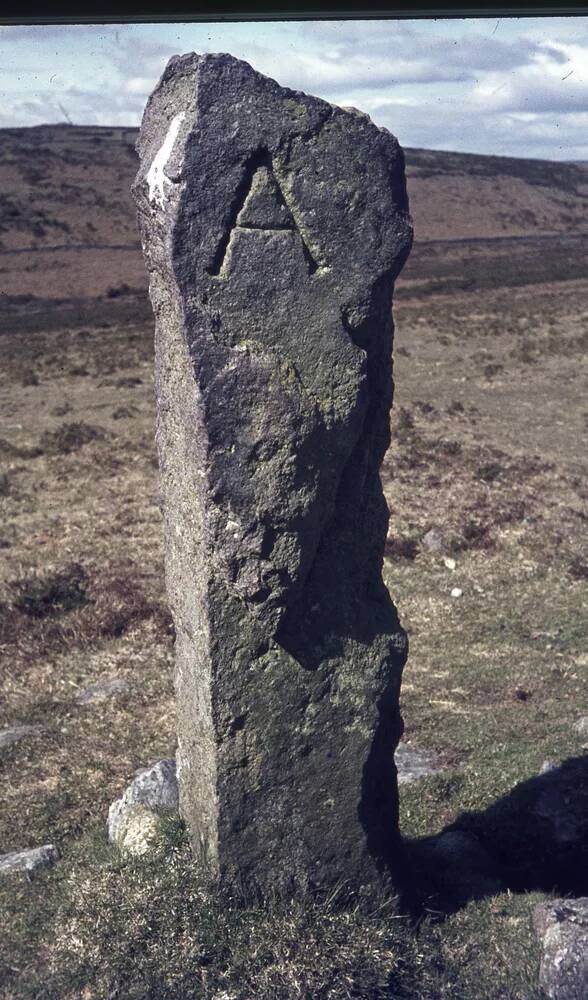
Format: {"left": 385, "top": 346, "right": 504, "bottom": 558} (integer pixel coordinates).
{"left": 0, "top": 24, "right": 120, "bottom": 42}
{"left": 370, "top": 96, "right": 588, "bottom": 160}
{"left": 242, "top": 26, "right": 544, "bottom": 96}
{"left": 0, "top": 18, "right": 587, "bottom": 160}
{"left": 473, "top": 37, "right": 588, "bottom": 113}
{"left": 125, "top": 77, "right": 158, "bottom": 96}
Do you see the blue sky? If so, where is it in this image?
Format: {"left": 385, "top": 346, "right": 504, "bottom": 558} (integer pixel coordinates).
{"left": 1, "top": 17, "right": 587, "bottom": 160}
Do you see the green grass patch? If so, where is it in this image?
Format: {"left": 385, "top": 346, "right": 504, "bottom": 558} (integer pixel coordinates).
{"left": 0, "top": 824, "right": 546, "bottom": 1000}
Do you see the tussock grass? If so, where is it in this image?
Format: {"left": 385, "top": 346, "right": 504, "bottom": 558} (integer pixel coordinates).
{"left": 48, "top": 835, "right": 412, "bottom": 1000}
{"left": 0, "top": 558, "right": 171, "bottom": 663}
{"left": 39, "top": 421, "right": 105, "bottom": 455}
{"left": 10, "top": 563, "right": 90, "bottom": 618}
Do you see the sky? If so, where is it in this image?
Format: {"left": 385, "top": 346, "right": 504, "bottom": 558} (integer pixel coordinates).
{"left": 1, "top": 17, "right": 587, "bottom": 161}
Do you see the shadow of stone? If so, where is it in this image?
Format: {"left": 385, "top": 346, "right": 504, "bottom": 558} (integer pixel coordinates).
{"left": 398, "top": 755, "right": 588, "bottom": 921}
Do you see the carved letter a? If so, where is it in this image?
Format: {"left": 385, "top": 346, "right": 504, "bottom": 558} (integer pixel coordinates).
{"left": 208, "top": 150, "right": 318, "bottom": 276}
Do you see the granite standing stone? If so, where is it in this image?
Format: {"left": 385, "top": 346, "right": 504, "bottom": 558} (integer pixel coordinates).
{"left": 133, "top": 52, "right": 412, "bottom": 897}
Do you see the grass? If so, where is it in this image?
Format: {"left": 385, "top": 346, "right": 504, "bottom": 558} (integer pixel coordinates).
{"left": 2, "top": 826, "right": 409, "bottom": 1000}
{"left": 1, "top": 278, "right": 586, "bottom": 997}
{"left": 0, "top": 824, "right": 545, "bottom": 1000}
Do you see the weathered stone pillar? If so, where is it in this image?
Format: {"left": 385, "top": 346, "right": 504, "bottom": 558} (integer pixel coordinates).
{"left": 133, "top": 52, "right": 412, "bottom": 897}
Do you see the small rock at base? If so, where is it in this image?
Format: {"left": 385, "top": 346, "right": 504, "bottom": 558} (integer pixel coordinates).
{"left": 533, "top": 897, "right": 588, "bottom": 999}
{"left": 451, "top": 587, "right": 463, "bottom": 598}
{"left": 76, "top": 677, "right": 131, "bottom": 704}
{"left": 0, "top": 725, "right": 42, "bottom": 750}
{"left": 114, "top": 805, "right": 165, "bottom": 856}
{"left": 540, "top": 759, "right": 558, "bottom": 774}
{"left": 422, "top": 528, "right": 446, "bottom": 553}
{"left": 0, "top": 844, "right": 58, "bottom": 876}
{"left": 395, "top": 742, "right": 445, "bottom": 785}
{"left": 108, "top": 758, "right": 178, "bottom": 848}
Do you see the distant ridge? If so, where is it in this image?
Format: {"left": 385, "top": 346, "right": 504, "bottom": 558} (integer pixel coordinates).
{"left": 1, "top": 125, "right": 586, "bottom": 252}
{"left": 0, "top": 123, "right": 588, "bottom": 249}
{"left": 7, "top": 122, "right": 587, "bottom": 166}
{"left": 0, "top": 124, "right": 586, "bottom": 313}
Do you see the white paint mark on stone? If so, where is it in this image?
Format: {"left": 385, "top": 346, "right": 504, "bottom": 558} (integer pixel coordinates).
{"left": 146, "top": 112, "right": 186, "bottom": 208}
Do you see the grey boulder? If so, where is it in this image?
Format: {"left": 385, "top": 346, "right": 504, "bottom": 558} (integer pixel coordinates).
{"left": 534, "top": 897, "right": 588, "bottom": 999}
{"left": 423, "top": 830, "right": 505, "bottom": 905}
{"left": 0, "top": 725, "right": 41, "bottom": 750}
{"left": 395, "top": 741, "right": 445, "bottom": 785}
{"left": 76, "top": 677, "right": 131, "bottom": 704}
{"left": 532, "top": 762, "right": 584, "bottom": 848}
{"left": 0, "top": 844, "right": 58, "bottom": 876}
{"left": 421, "top": 528, "right": 447, "bottom": 554}
{"left": 108, "top": 759, "right": 179, "bottom": 853}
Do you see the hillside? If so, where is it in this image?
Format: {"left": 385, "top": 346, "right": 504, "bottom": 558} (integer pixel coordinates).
{"left": 405, "top": 146, "right": 588, "bottom": 239}
{"left": 0, "top": 125, "right": 587, "bottom": 317}
{"left": 1, "top": 125, "right": 588, "bottom": 252}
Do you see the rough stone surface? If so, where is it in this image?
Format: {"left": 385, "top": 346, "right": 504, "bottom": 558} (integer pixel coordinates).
{"left": 76, "top": 677, "right": 131, "bottom": 704}
{"left": 573, "top": 716, "right": 588, "bottom": 738}
{"left": 421, "top": 528, "right": 446, "bottom": 553}
{"left": 108, "top": 759, "right": 179, "bottom": 846}
{"left": 540, "top": 759, "right": 558, "bottom": 775}
{"left": 112, "top": 805, "right": 166, "bottom": 856}
{"left": 395, "top": 741, "right": 445, "bottom": 785}
{"left": 133, "top": 52, "right": 412, "bottom": 896}
{"left": 0, "top": 725, "right": 41, "bottom": 750}
{"left": 533, "top": 897, "right": 588, "bottom": 999}
{"left": 0, "top": 844, "right": 58, "bottom": 876}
